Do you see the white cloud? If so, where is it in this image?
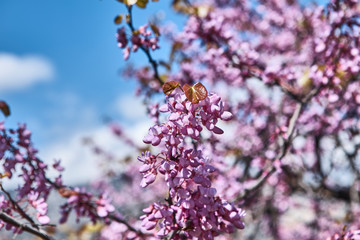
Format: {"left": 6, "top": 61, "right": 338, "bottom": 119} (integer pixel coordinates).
{"left": 39, "top": 119, "right": 152, "bottom": 185}
{"left": 17, "top": 93, "right": 152, "bottom": 185}
{"left": 39, "top": 127, "right": 116, "bottom": 185}
{"left": 124, "top": 119, "right": 153, "bottom": 146}
{"left": 0, "top": 53, "right": 54, "bottom": 91}
{"left": 114, "top": 94, "right": 147, "bottom": 120}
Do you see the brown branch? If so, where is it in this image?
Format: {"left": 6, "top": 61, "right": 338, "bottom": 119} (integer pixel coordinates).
{"left": 238, "top": 168, "right": 276, "bottom": 202}
{"left": 239, "top": 102, "right": 304, "bottom": 202}
{"left": 0, "top": 212, "right": 54, "bottom": 240}
{"left": 107, "top": 213, "right": 150, "bottom": 237}
{"left": 3, "top": 131, "right": 145, "bottom": 238}
{"left": 277, "top": 102, "right": 303, "bottom": 160}
{"left": 0, "top": 184, "right": 38, "bottom": 229}
{"left": 248, "top": 73, "right": 360, "bottom": 202}
{"left": 126, "top": 5, "right": 162, "bottom": 86}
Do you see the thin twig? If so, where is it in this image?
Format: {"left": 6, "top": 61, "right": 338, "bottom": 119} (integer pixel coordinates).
{"left": 107, "top": 213, "right": 149, "bottom": 237}
{"left": 0, "top": 184, "right": 38, "bottom": 230}
{"left": 3, "top": 131, "right": 144, "bottom": 238}
{"left": 0, "top": 212, "right": 54, "bottom": 240}
{"left": 126, "top": 6, "right": 162, "bottom": 85}
{"left": 240, "top": 102, "right": 304, "bottom": 201}
{"left": 277, "top": 102, "right": 303, "bottom": 160}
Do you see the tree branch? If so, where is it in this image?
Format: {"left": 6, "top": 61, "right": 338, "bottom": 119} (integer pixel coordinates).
{"left": 239, "top": 102, "right": 303, "bottom": 202}
{"left": 126, "top": 6, "right": 162, "bottom": 86}
{"left": 0, "top": 212, "right": 54, "bottom": 240}
{"left": 0, "top": 184, "right": 38, "bottom": 230}
{"left": 107, "top": 213, "right": 150, "bottom": 237}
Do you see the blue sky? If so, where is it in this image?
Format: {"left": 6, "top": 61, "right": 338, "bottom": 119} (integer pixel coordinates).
{"left": 0, "top": 0, "right": 183, "bottom": 140}
{"left": 0, "top": 0, "right": 185, "bottom": 184}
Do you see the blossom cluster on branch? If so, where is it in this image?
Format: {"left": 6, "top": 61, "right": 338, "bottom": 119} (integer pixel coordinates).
{"left": 1, "top": 0, "right": 360, "bottom": 239}
{"left": 0, "top": 122, "right": 118, "bottom": 239}
{"left": 138, "top": 90, "right": 245, "bottom": 239}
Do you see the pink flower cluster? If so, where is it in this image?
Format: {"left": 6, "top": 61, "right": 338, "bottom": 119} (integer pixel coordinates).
{"left": 0, "top": 195, "right": 16, "bottom": 232}
{"left": 138, "top": 91, "right": 245, "bottom": 239}
{"left": 0, "top": 122, "right": 59, "bottom": 229}
{"left": 0, "top": 122, "right": 115, "bottom": 233}
{"left": 326, "top": 229, "right": 360, "bottom": 240}
{"left": 59, "top": 188, "right": 115, "bottom": 224}
{"left": 28, "top": 191, "right": 50, "bottom": 224}
{"left": 117, "top": 24, "right": 159, "bottom": 60}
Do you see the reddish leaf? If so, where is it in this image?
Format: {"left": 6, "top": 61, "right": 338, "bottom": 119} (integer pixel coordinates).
{"left": 58, "top": 187, "right": 78, "bottom": 198}
{"left": 0, "top": 171, "right": 11, "bottom": 178}
{"left": 150, "top": 23, "right": 161, "bottom": 37}
{"left": 136, "top": 0, "right": 148, "bottom": 8}
{"left": 114, "top": 15, "right": 123, "bottom": 24}
{"left": 183, "top": 82, "right": 208, "bottom": 104}
{"left": 193, "top": 82, "right": 208, "bottom": 100}
{"left": 159, "top": 60, "right": 171, "bottom": 71}
{"left": 0, "top": 101, "right": 10, "bottom": 117}
{"left": 162, "top": 80, "right": 180, "bottom": 95}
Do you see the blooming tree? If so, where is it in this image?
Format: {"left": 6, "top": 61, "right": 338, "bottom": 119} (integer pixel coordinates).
{"left": 1, "top": 0, "right": 360, "bottom": 239}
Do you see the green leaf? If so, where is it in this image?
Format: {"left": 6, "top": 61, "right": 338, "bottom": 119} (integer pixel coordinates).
{"left": 162, "top": 80, "right": 180, "bottom": 95}
{"left": 182, "top": 82, "right": 208, "bottom": 104}
{"left": 114, "top": 15, "right": 123, "bottom": 24}
{"left": 0, "top": 100, "right": 10, "bottom": 117}
{"left": 136, "top": 0, "right": 148, "bottom": 8}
